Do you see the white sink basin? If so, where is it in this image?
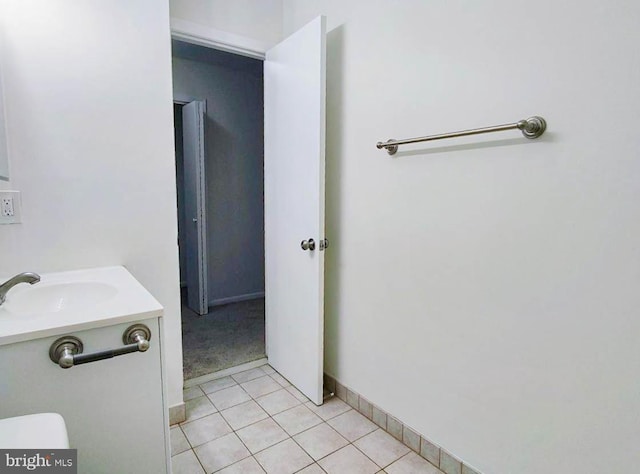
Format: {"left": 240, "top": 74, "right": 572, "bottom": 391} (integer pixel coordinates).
{"left": 4, "top": 282, "right": 118, "bottom": 316}
{"left": 0, "top": 266, "right": 163, "bottom": 346}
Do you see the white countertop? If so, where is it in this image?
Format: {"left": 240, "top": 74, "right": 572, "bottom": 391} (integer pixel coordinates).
{"left": 0, "top": 266, "right": 163, "bottom": 346}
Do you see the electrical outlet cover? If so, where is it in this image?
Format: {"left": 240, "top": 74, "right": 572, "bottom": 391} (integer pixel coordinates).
{"left": 2, "top": 197, "right": 14, "bottom": 216}
{"left": 0, "top": 190, "right": 21, "bottom": 224}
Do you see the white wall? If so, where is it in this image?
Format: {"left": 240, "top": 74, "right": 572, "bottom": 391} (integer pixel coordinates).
{"left": 172, "top": 44, "right": 265, "bottom": 303}
{"left": 0, "top": 1, "right": 183, "bottom": 410}
{"left": 0, "top": 47, "right": 8, "bottom": 180}
{"left": 170, "top": 0, "right": 283, "bottom": 47}
{"left": 284, "top": 2, "right": 640, "bottom": 473}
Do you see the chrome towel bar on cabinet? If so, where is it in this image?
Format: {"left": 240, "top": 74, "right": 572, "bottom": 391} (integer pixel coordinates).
{"left": 376, "top": 116, "right": 547, "bottom": 155}
{"left": 49, "top": 324, "right": 151, "bottom": 369}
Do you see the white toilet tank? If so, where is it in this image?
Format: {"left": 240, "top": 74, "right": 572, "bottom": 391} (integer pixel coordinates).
{"left": 0, "top": 413, "right": 69, "bottom": 449}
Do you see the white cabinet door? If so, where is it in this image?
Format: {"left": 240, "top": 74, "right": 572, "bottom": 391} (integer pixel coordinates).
{"left": 0, "top": 319, "right": 168, "bottom": 474}
{"left": 264, "top": 16, "right": 327, "bottom": 405}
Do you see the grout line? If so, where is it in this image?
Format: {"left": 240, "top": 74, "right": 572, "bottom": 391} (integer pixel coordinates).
{"left": 238, "top": 433, "right": 291, "bottom": 457}
{"left": 229, "top": 426, "right": 255, "bottom": 464}
{"left": 179, "top": 401, "right": 219, "bottom": 426}
{"left": 287, "top": 430, "right": 325, "bottom": 466}
{"left": 202, "top": 432, "right": 253, "bottom": 473}
{"left": 293, "top": 463, "right": 325, "bottom": 474}
{"left": 189, "top": 444, "right": 208, "bottom": 473}
{"left": 229, "top": 414, "right": 282, "bottom": 441}
{"left": 182, "top": 415, "right": 235, "bottom": 450}
{"left": 269, "top": 405, "right": 323, "bottom": 438}
{"left": 238, "top": 373, "right": 286, "bottom": 398}
{"left": 303, "top": 399, "right": 351, "bottom": 422}
{"left": 184, "top": 358, "right": 269, "bottom": 388}
{"left": 299, "top": 433, "right": 384, "bottom": 472}
{"left": 260, "top": 437, "right": 314, "bottom": 471}
{"left": 204, "top": 382, "right": 252, "bottom": 412}
{"left": 286, "top": 418, "right": 378, "bottom": 469}
{"left": 217, "top": 404, "right": 269, "bottom": 432}
{"left": 177, "top": 423, "right": 194, "bottom": 451}
{"left": 212, "top": 454, "right": 265, "bottom": 474}
{"left": 170, "top": 424, "right": 193, "bottom": 458}
{"left": 349, "top": 439, "right": 387, "bottom": 470}
{"left": 350, "top": 429, "right": 411, "bottom": 470}
{"left": 253, "top": 391, "right": 304, "bottom": 417}
{"left": 291, "top": 419, "right": 331, "bottom": 440}
{"left": 324, "top": 408, "right": 378, "bottom": 442}
{"left": 391, "top": 451, "right": 416, "bottom": 468}
{"left": 198, "top": 377, "right": 239, "bottom": 396}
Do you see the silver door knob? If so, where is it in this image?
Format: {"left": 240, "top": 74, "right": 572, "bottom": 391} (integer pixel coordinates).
{"left": 301, "top": 239, "right": 316, "bottom": 251}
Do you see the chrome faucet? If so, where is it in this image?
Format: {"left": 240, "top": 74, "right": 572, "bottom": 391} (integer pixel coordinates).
{"left": 0, "top": 272, "right": 41, "bottom": 305}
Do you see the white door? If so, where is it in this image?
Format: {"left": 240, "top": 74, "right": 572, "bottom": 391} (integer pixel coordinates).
{"left": 182, "top": 101, "right": 208, "bottom": 315}
{"left": 264, "top": 16, "right": 327, "bottom": 405}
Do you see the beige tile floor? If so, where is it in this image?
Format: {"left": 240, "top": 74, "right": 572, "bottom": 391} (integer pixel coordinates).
{"left": 172, "top": 364, "right": 444, "bottom": 474}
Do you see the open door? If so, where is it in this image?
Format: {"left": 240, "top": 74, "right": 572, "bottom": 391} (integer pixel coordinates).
{"left": 182, "top": 100, "right": 208, "bottom": 315}
{"left": 264, "top": 16, "right": 327, "bottom": 405}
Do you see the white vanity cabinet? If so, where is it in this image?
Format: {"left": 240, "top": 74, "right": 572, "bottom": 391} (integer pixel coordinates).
{"left": 0, "top": 317, "right": 169, "bottom": 473}
{"left": 0, "top": 267, "right": 170, "bottom": 474}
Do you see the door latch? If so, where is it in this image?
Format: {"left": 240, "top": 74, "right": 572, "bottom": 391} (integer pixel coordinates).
{"left": 301, "top": 238, "right": 329, "bottom": 251}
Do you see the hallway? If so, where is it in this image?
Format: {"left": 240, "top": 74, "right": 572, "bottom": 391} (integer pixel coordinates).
{"left": 181, "top": 294, "right": 265, "bottom": 380}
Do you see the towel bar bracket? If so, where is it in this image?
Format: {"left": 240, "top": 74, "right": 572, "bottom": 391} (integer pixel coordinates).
{"left": 517, "top": 116, "right": 546, "bottom": 139}
{"left": 382, "top": 140, "right": 398, "bottom": 155}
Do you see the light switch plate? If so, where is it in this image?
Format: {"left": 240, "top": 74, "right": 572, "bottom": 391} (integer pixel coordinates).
{"left": 0, "top": 191, "right": 21, "bottom": 224}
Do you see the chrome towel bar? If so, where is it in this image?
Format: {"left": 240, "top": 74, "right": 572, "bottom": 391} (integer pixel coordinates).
{"left": 49, "top": 324, "right": 151, "bottom": 369}
{"left": 376, "top": 116, "right": 547, "bottom": 155}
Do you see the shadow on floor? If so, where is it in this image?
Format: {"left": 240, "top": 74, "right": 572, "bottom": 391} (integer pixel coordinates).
{"left": 181, "top": 292, "right": 265, "bottom": 380}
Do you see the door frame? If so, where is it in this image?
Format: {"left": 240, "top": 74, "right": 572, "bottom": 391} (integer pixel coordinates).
{"left": 171, "top": 24, "right": 327, "bottom": 401}
{"left": 171, "top": 18, "right": 267, "bottom": 60}
{"left": 174, "top": 99, "right": 209, "bottom": 315}
{"left": 173, "top": 95, "right": 207, "bottom": 291}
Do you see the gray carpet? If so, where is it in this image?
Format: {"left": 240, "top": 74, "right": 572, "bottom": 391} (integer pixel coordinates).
{"left": 181, "top": 295, "right": 265, "bottom": 380}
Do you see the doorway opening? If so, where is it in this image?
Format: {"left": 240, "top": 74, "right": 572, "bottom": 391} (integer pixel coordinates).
{"left": 172, "top": 40, "right": 266, "bottom": 380}
{"left": 171, "top": 16, "right": 327, "bottom": 405}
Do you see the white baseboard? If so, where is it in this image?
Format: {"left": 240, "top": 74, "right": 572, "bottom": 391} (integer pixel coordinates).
{"left": 209, "top": 291, "right": 265, "bottom": 307}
